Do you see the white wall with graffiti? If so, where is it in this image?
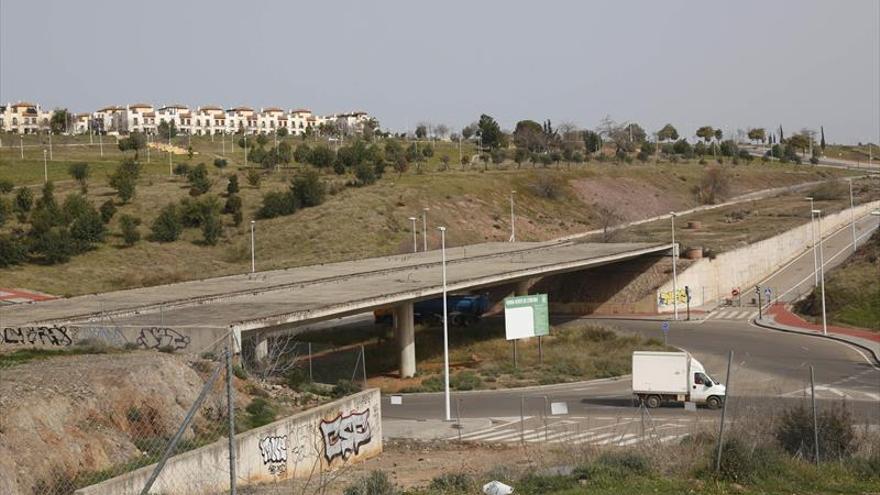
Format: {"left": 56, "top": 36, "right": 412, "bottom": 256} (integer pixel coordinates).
{"left": 74, "top": 389, "right": 383, "bottom": 495}
{"left": 0, "top": 324, "right": 228, "bottom": 354}
{"left": 657, "top": 200, "right": 880, "bottom": 312}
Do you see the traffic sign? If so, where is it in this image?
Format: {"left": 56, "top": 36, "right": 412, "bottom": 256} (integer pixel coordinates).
{"left": 504, "top": 294, "right": 550, "bottom": 340}
{"left": 764, "top": 287, "right": 772, "bottom": 298}
{"left": 661, "top": 321, "right": 670, "bottom": 334}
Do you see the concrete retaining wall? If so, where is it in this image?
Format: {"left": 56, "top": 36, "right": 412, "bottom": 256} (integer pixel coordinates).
{"left": 657, "top": 201, "right": 880, "bottom": 311}
{"left": 0, "top": 325, "right": 229, "bottom": 355}
{"left": 75, "top": 389, "right": 382, "bottom": 495}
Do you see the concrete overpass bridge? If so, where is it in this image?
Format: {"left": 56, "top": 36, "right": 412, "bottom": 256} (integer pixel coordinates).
{"left": 1, "top": 240, "right": 671, "bottom": 377}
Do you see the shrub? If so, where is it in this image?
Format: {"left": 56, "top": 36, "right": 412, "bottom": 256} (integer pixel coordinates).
{"left": 257, "top": 191, "right": 297, "bottom": 219}
{"left": 213, "top": 158, "right": 228, "bottom": 169}
{"left": 29, "top": 227, "right": 75, "bottom": 264}
{"left": 69, "top": 205, "right": 106, "bottom": 248}
{"left": 330, "top": 379, "right": 361, "bottom": 398}
{"left": 429, "top": 472, "right": 474, "bottom": 493}
{"left": 187, "top": 163, "right": 211, "bottom": 195}
{"left": 173, "top": 163, "right": 191, "bottom": 176}
{"left": 712, "top": 438, "right": 782, "bottom": 483}
{"left": 246, "top": 168, "right": 261, "bottom": 187}
{"left": 0, "top": 179, "right": 13, "bottom": 194}
{"left": 308, "top": 145, "right": 335, "bottom": 169}
{"left": 244, "top": 398, "right": 277, "bottom": 428}
{"left": 109, "top": 164, "right": 137, "bottom": 203}
{"left": 291, "top": 169, "right": 326, "bottom": 207}
{"left": 809, "top": 181, "right": 846, "bottom": 201}
{"left": 150, "top": 204, "right": 183, "bottom": 242}
{"left": 119, "top": 214, "right": 141, "bottom": 247}
{"left": 201, "top": 209, "right": 222, "bottom": 246}
{"left": 343, "top": 471, "right": 397, "bottom": 495}
{"left": 0, "top": 197, "right": 9, "bottom": 226}
{"left": 694, "top": 165, "right": 730, "bottom": 204}
{"left": 99, "top": 199, "right": 117, "bottom": 224}
{"left": 180, "top": 195, "right": 221, "bottom": 228}
{"left": 451, "top": 371, "right": 482, "bottom": 391}
{"left": 0, "top": 234, "right": 28, "bottom": 267}
{"left": 293, "top": 144, "right": 311, "bottom": 164}
{"left": 530, "top": 174, "right": 564, "bottom": 199}
{"left": 14, "top": 187, "right": 33, "bottom": 220}
{"left": 285, "top": 367, "right": 309, "bottom": 390}
{"left": 354, "top": 161, "right": 377, "bottom": 186}
{"left": 224, "top": 193, "right": 242, "bottom": 215}
{"left": 226, "top": 174, "right": 240, "bottom": 195}
{"left": 68, "top": 162, "right": 90, "bottom": 192}
{"left": 775, "top": 403, "right": 855, "bottom": 462}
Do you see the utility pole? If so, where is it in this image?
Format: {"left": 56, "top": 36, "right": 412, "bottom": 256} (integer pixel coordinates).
{"left": 509, "top": 190, "right": 516, "bottom": 242}
{"left": 848, "top": 179, "right": 856, "bottom": 252}
{"left": 813, "top": 209, "right": 828, "bottom": 335}
{"left": 670, "top": 212, "right": 679, "bottom": 321}
{"left": 408, "top": 217, "right": 418, "bottom": 253}
{"left": 43, "top": 149, "right": 48, "bottom": 183}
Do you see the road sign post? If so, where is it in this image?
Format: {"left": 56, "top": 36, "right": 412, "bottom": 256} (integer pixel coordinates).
{"left": 661, "top": 321, "right": 670, "bottom": 346}
{"left": 755, "top": 285, "right": 763, "bottom": 320}
{"left": 685, "top": 286, "right": 691, "bottom": 321}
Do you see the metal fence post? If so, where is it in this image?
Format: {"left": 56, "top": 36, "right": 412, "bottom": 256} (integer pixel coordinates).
{"left": 360, "top": 344, "right": 367, "bottom": 389}
{"left": 714, "top": 350, "right": 733, "bottom": 473}
{"left": 226, "top": 346, "right": 237, "bottom": 495}
{"left": 308, "top": 342, "right": 313, "bottom": 383}
{"left": 519, "top": 396, "right": 525, "bottom": 444}
{"left": 140, "top": 361, "right": 223, "bottom": 495}
{"left": 810, "top": 366, "right": 820, "bottom": 465}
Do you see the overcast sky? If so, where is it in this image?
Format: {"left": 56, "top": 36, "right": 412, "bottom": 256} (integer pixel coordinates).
{"left": 1, "top": 0, "right": 878, "bottom": 143}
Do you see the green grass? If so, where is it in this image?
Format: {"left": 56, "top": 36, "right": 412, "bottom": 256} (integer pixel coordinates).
{"left": 0, "top": 341, "right": 120, "bottom": 368}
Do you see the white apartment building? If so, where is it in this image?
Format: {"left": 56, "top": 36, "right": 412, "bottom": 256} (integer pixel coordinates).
{"left": 0, "top": 102, "right": 52, "bottom": 134}
{"left": 1, "top": 101, "right": 373, "bottom": 136}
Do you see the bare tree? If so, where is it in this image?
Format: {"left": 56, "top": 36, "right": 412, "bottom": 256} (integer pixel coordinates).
{"left": 434, "top": 124, "right": 449, "bottom": 140}
{"left": 596, "top": 205, "right": 622, "bottom": 242}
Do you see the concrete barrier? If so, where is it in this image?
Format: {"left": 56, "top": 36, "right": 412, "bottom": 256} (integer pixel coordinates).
{"left": 657, "top": 201, "right": 880, "bottom": 311}
{"left": 75, "top": 389, "right": 382, "bottom": 495}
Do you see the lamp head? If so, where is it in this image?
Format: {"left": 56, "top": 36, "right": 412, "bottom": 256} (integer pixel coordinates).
{"left": 811, "top": 209, "right": 821, "bottom": 214}
{"left": 408, "top": 216, "right": 416, "bottom": 221}
{"left": 437, "top": 226, "right": 446, "bottom": 232}
{"left": 250, "top": 220, "right": 255, "bottom": 225}
{"left": 805, "top": 196, "right": 813, "bottom": 201}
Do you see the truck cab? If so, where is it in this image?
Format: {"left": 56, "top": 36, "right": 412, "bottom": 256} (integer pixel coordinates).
{"left": 687, "top": 358, "right": 726, "bottom": 409}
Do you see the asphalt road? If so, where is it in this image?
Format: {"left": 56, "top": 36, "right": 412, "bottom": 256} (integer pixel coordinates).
{"left": 382, "top": 212, "right": 880, "bottom": 437}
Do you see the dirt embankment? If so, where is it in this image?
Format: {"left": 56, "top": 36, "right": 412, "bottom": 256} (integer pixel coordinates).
{"left": 0, "top": 352, "right": 238, "bottom": 495}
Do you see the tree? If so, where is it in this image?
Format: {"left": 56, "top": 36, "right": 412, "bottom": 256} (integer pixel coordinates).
{"left": 778, "top": 125, "right": 784, "bottom": 142}
{"left": 119, "top": 214, "right": 141, "bottom": 246}
{"left": 597, "top": 116, "right": 639, "bottom": 153}
{"left": 213, "top": 158, "right": 228, "bottom": 169}
{"left": 118, "top": 132, "right": 146, "bottom": 157}
{"left": 257, "top": 191, "right": 296, "bottom": 219}
{"left": 294, "top": 144, "right": 311, "bottom": 164}
{"left": 820, "top": 126, "right": 826, "bottom": 150}
{"left": 434, "top": 124, "right": 449, "bottom": 140}
{"left": 513, "top": 120, "right": 546, "bottom": 152}
{"left": 477, "top": 114, "right": 505, "bottom": 149}
{"left": 150, "top": 204, "right": 183, "bottom": 242}
{"left": 291, "top": 169, "right": 326, "bottom": 207}
{"left": 50, "top": 108, "right": 73, "bottom": 134}
{"left": 694, "top": 166, "right": 730, "bottom": 204}
{"left": 596, "top": 206, "right": 622, "bottom": 242}
{"left": 713, "top": 129, "right": 722, "bottom": 141}
{"left": 109, "top": 166, "right": 136, "bottom": 203}
{"left": 353, "top": 162, "right": 377, "bottom": 186}
{"left": 393, "top": 156, "right": 409, "bottom": 177}
{"left": 0, "top": 179, "right": 13, "bottom": 195}
{"left": 187, "top": 163, "right": 211, "bottom": 195}
{"left": 276, "top": 127, "right": 288, "bottom": 138}
{"left": 657, "top": 124, "right": 679, "bottom": 142}
{"left": 255, "top": 134, "right": 268, "bottom": 147}
{"left": 747, "top": 128, "right": 766, "bottom": 144}
{"left": 787, "top": 133, "right": 810, "bottom": 155}
{"left": 583, "top": 130, "right": 602, "bottom": 154}
{"left": 415, "top": 124, "right": 428, "bottom": 139}
{"left": 224, "top": 194, "right": 243, "bottom": 226}
{"left": 99, "top": 199, "right": 116, "bottom": 224}
{"left": 68, "top": 163, "right": 90, "bottom": 193}
{"left": 461, "top": 124, "right": 476, "bottom": 140}
{"left": 201, "top": 209, "right": 222, "bottom": 246}
{"left": 227, "top": 174, "right": 240, "bottom": 195}
{"left": 308, "top": 145, "right": 335, "bottom": 169}
{"left": 0, "top": 234, "right": 28, "bottom": 267}
{"left": 439, "top": 154, "right": 450, "bottom": 171}
{"left": 158, "top": 120, "right": 178, "bottom": 140}
{"left": 14, "top": 187, "right": 34, "bottom": 220}
{"left": 246, "top": 169, "right": 261, "bottom": 188}
{"left": 696, "top": 126, "right": 716, "bottom": 143}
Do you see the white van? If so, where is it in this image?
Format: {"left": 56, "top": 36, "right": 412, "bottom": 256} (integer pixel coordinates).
{"left": 632, "top": 351, "right": 726, "bottom": 409}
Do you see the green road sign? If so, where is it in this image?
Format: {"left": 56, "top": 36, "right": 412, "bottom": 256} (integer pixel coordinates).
{"left": 504, "top": 293, "right": 550, "bottom": 340}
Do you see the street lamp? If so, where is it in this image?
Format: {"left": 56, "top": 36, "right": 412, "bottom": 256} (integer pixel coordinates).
{"left": 847, "top": 179, "right": 856, "bottom": 252}
{"left": 806, "top": 197, "right": 819, "bottom": 285}
{"left": 422, "top": 208, "right": 429, "bottom": 252}
{"left": 812, "top": 209, "right": 827, "bottom": 335}
{"left": 509, "top": 190, "right": 517, "bottom": 242}
{"left": 43, "top": 149, "right": 48, "bottom": 183}
{"left": 670, "top": 212, "right": 679, "bottom": 321}
{"left": 408, "top": 217, "right": 418, "bottom": 253}
{"left": 250, "top": 220, "right": 256, "bottom": 274}
{"left": 437, "top": 226, "right": 451, "bottom": 421}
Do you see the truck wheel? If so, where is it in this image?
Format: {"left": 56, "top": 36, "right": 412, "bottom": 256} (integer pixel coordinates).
{"left": 706, "top": 396, "right": 722, "bottom": 410}
{"left": 645, "top": 395, "right": 662, "bottom": 408}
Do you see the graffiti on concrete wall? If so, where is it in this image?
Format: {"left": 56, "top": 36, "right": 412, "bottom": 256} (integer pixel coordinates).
{"left": 136, "top": 327, "right": 191, "bottom": 350}
{"left": 658, "top": 288, "right": 689, "bottom": 307}
{"left": 1, "top": 326, "right": 73, "bottom": 346}
{"left": 320, "top": 409, "right": 372, "bottom": 464}
{"left": 75, "top": 326, "right": 129, "bottom": 347}
{"left": 258, "top": 434, "right": 288, "bottom": 475}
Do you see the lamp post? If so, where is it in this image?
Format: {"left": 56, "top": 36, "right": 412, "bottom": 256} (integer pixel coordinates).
{"left": 43, "top": 149, "right": 48, "bottom": 183}
{"left": 408, "top": 216, "right": 418, "bottom": 253}
{"left": 670, "top": 212, "right": 679, "bottom": 321}
{"left": 422, "top": 208, "right": 429, "bottom": 252}
{"left": 806, "top": 197, "right": 819, "bottom": 285}
{"left": 250, "top": 220, "right": 256, "bottom": 274}
{"left": 509, "top": 190, "right": 517, "bottom": 242}
{"left": 19, "top": 134, "right": 23, "bottom": 159}
{"left": 847, "top": 179, "right": 856, "bottom": 252}
{"left": 812, "top": 209, "right": 827, "bottom": 335}
{"left": 438, "top": 226, "right": 451, "bottom": 421}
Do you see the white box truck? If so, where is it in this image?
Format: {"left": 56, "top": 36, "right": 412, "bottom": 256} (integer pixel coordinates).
{"left": 632, "top": 351, "right": 726, "bottom": 409}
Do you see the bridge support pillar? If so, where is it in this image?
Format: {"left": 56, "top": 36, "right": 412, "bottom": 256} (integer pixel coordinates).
{"left": 515, "top": 279, "right": 531, "bottom": 296}
{"left": 393, "top": 302, "right": 416, "bottom": 378}
{"left": 254, "top": 332, "right": 268, "bottom": 362}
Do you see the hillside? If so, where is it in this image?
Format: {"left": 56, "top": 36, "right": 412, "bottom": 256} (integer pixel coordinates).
{"left": 795, "top": 229, "right": 880, "bottom": 331}
{"left": 0, "top": 135, "right": 861, "bottom": 296}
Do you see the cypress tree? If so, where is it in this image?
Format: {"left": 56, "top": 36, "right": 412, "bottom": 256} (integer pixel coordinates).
{"left": 820, "top": 126, "right": 826, "bottom": 150}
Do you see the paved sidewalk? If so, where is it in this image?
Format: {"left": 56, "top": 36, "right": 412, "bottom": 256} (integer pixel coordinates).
{"left": 754, "top": 304, "right": 880, "bottom": 365}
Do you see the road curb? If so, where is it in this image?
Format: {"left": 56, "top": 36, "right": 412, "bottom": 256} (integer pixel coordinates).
{"left": 752, "top": 317, "right": 880, "bottom": 367}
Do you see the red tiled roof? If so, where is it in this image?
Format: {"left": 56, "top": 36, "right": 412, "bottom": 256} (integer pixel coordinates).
{"left": 262, "top": 107, "right": 283, "bottom": 112}
{"left": 129, "top": 103, "right": 152, "bottom": 109}
{"left": 290, "top": 108, "right": 311, "bottom": 114}
{"left": 12, "top": 101, "right": 37, "bottom": 108}
{"left": 200, "top": 105, "right": 223, "bottom": 111}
